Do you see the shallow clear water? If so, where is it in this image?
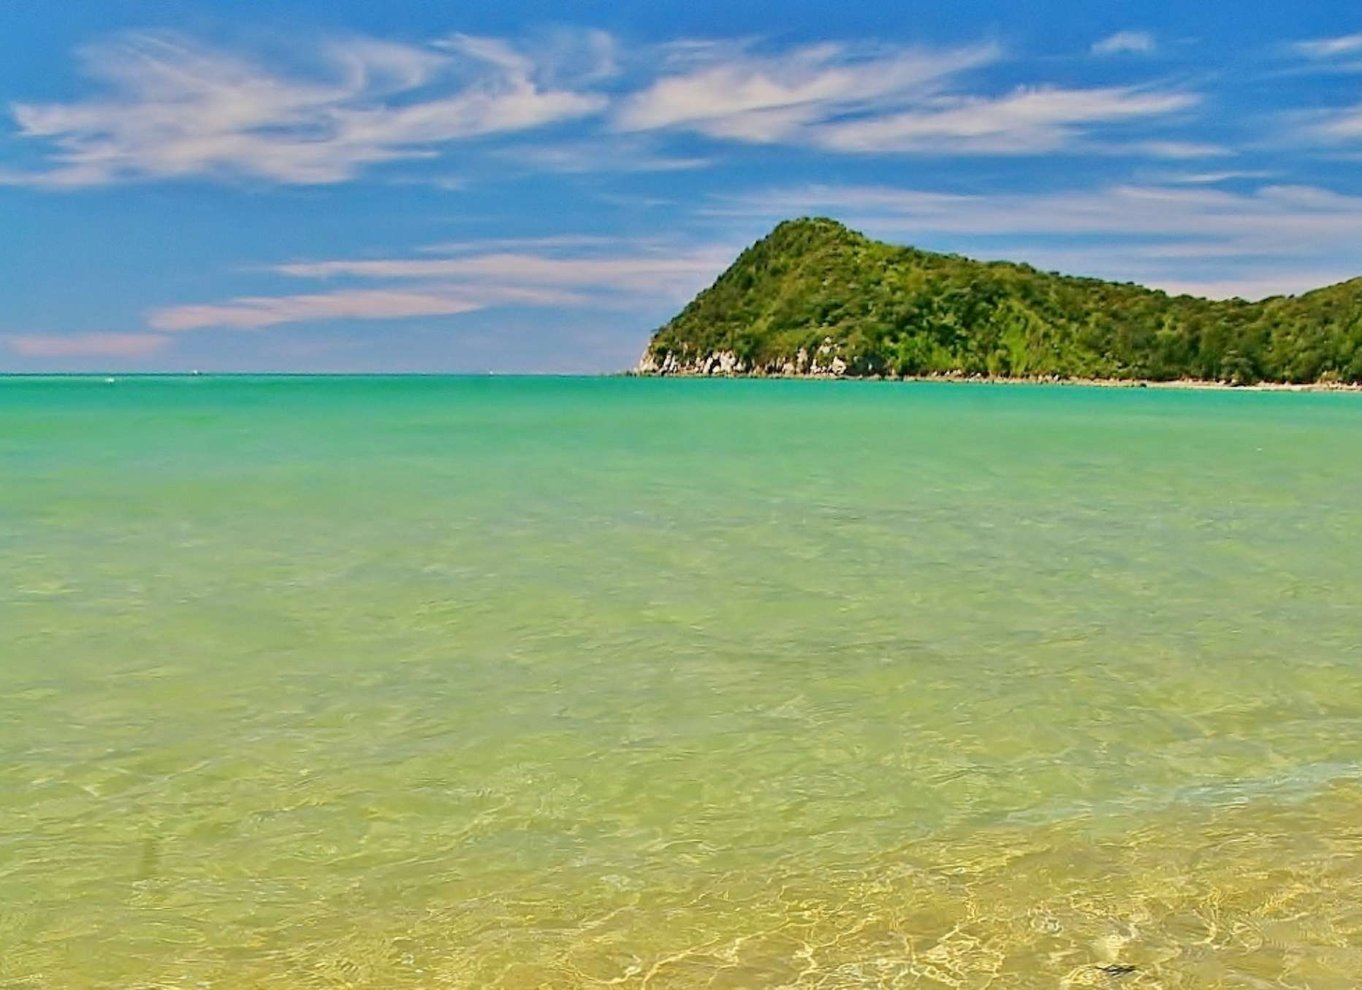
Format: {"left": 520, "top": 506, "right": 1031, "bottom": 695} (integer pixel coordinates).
{"left": 2, "top": 375, "right": 1361, "bottom": 988}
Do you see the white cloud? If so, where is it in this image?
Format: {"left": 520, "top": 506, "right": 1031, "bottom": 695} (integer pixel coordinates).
{"left": 148, "top": 240, "right": 733, "bottom": 332}
{"left": 814, "top": 86, "right": 1196, "bottom": 154}
{"left": 613, "top": 39, "right": 1194, "bottom": 156}
{"left": 4, "top": 31, "right": 606, "bottom": 187}
{"left": 1117, "top": 139, "right": 1226, "bottom": 159}
{"left": 272, "top": 247, "right": 732, "bottom": 294}
{"left": 416, "top": 234, "right": 624, "bottom": 254}
{"left": 1293, "top": 33, "right": 1362, "bottom": 60}
{"left": 1301, "top": 104, "right": 1362, "bottom": 142}
{"left": 148, "top": 284, "right": 585, "bottom": 332}
{"left": 4, "top": 28, "right": 1214, "bottom": 186}
{"left": 712, "top": 182, "right": 1362, "bottom": 298}
{"left": 615, "top": 40, "right": 1002, "bottom": 140}
{"left": 498, "top": 136, "right": 711, "bottom": 174}
{"left": 1091, "top": 31, "right": 1156, "bottom": 56}
{"left": 1281, "top": 34, "right": 1362, "bottom": 144}
{"left": 3, "top": 332, "right": 170, "bottom": 357}
{"left": 1149, "top": 169, "right": 1277, "bottom": 185}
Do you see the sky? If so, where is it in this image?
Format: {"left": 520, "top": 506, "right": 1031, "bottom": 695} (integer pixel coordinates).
{"left": 4, "top": 0, "right": 1362, "bottom": 372}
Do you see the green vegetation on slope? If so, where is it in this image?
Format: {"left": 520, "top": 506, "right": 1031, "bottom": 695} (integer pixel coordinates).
{"left": 642, "top": 218, "right": 1362, "bottom": 384}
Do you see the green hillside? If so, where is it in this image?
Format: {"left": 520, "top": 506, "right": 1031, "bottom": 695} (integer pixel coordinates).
{"left": 639, "top": 218, "right": 1362, "bottom": 384}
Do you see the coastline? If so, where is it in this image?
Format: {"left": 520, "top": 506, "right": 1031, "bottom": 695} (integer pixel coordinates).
{"left": 626, "top": 369, "right": 1362, "bottom": 392}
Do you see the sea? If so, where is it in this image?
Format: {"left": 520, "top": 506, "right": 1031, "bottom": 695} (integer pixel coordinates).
{"left": 3, "top": 375, "right": 1361, "bottom": 988}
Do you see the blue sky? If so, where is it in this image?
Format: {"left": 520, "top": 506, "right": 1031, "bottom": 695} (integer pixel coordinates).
{"left": 4, "top": 0, "right": 1362, "bottom": 372}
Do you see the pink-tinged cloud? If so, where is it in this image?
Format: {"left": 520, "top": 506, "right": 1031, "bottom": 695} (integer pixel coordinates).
{"left": 4, "top": 332, "right": 170, "bottom": 357}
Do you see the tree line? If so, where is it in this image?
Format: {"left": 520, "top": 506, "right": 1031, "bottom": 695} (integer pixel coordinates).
{"left": 646, "top": 218, "right": 1362, "bottom": 384}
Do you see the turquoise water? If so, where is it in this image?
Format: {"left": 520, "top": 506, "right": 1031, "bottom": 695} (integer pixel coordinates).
{"left": 2, "top": 376, "right": 1361, "bottom": 988}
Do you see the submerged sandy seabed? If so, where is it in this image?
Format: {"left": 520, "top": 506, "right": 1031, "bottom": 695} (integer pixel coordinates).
{"left": 6, "top": 376, "right": 1362, "bottom": 988}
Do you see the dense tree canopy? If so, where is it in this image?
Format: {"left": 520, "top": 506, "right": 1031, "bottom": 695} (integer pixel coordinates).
{"left": 643, "top": 218, "right": 1362, "bottom": 384}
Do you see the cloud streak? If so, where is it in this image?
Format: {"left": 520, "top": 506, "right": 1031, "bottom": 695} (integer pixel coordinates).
{"left": 2, "top": 28, "right": 1215, "bottom": 189}
{"left": 1091, "top": 31, "right": 1156, "bottom": 56}
{"left": 3, "top": 332, "right": 170, "bottom": 357}
{"left": 148, "top": 284, "right": 587, "bottom": 332}
{"left": 613, "top": 39, "right": 1196, "bottom": 155}
{"left": 4, "top": 31, "right": 605, "bottom": 187}
{"left": 814, "top": 86, "right": 1196, "bottom": 154}
{"left": 1277, "top": 35, "right": 1362, "bottom": 145}
{"left": 1293, "top": 33, "right": 1362, "bottom": 60}
{"left": 148, "top": 241, "right": 732, "bottom": 331}
{"left": 272, "top": 249, "right": 732, "bottom": 293}
{"left": 615, "top": 40, "right": 1001, "bottom": 140}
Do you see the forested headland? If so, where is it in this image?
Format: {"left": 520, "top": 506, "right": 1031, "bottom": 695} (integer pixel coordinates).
{"left": 638, "top": 218, "right": 1362, "bottom": 385}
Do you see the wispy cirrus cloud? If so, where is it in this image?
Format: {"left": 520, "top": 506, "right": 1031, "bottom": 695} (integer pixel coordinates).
{"left": 148, "top": 284, "right": 583, "bottom": 332}
{"left": 3, "top": 332, "right": 170, "bottom": 357}
{"left": 1278, "top": 34, "right": 1362, "bottom": 144}
{"left": 2, "top": 28, "right": 1215, "bottom": 190}
{"left": 1281, "top": 30, "right": 1362, "bottom": 151}
{"left": 1091, "top": 31, "right": 1156, "bottom": 56}
{"left": 814, "top": 86, "right": 1197, "bottom": 154}
{"left": 714, "top": 182, "right": 1362, "bottom": 298}
{"left": 500, "top": 137, "right": 711, "bottom": 174}
{"left": 148, "top": 239, "right": 732, "bottom": 332}
{"left": 1116, "top": 140, "right": 1227, "bottom": 159}
{"left": 614, "top": 40, "right": 1001, "bottom": 140}
{"left": 2, "top": 31, "right": 607, "bottom": 187}
{"left": 271, "top": 249, "right": 731, "bottom": 293}
{"left": 1148, "top": 169, "right": 1277, "bottom": 185}
{"left": 613, "top": 38, "right": 1197, "bottom": 156}
{"left": 416, "top": 234, "right": 624, "bottom": 254}
{"left": 1302, "top": 110, "right": 1362, "bottom": 141}
{"left": 1292, "top": 33, "right": 1362, "bottom": 61}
